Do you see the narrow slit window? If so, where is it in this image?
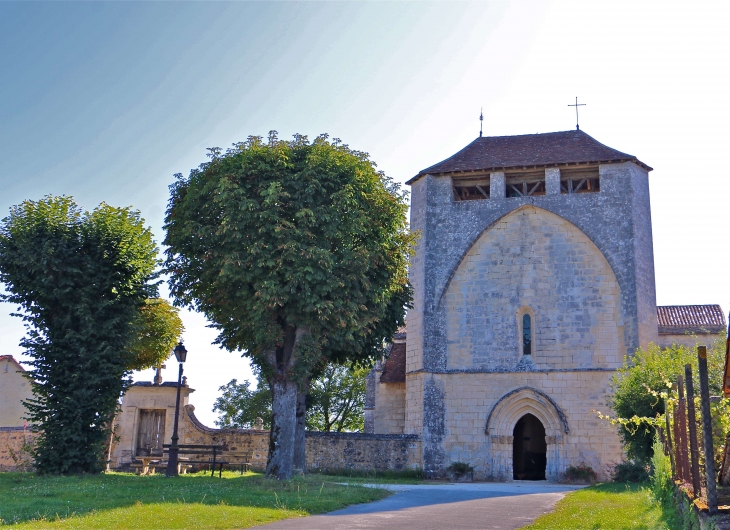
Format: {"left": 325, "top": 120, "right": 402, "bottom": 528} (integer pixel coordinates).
{"left": 522, "top": 314, "right": 532, "bottom": 355}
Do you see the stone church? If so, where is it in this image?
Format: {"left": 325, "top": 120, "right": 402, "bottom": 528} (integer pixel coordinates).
{"left": 365, "top": 129, "right": 727, "bottom": 481}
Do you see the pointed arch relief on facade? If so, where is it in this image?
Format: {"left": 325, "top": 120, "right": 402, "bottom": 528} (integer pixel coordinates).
{"left": 436, "top": 204, "right": 620, "bottom": 309}
{"left": 485, "top": 387, "right": 569, "bottom": 438}
{"left": 440, "top": 204, "right": 625, "bottom": 371}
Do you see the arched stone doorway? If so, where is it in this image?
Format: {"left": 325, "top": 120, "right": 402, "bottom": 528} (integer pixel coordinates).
{"left": 485, "top": 387, "right": 569, "bottom": 481}
{"left": 512, "top": 413, "right": 546, "bottom": 480}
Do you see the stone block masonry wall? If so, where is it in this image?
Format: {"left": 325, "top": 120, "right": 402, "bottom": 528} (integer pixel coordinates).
{"left": 443, "top": 206, "right": 624, "bottom": 371}
{"left": 406, "top": 161, "right": 658, "bottom": 474}
{"left": 0, "top": 427, "right": 34, "bottom": 471}
{"left": 409, "top": 162, "right": 657, "bottom": 376}
{"left": 435, "top": 371, "right": 623, "bottom": 482}
{"left": 181, "top": 405, "right": 270, "bottom": 471}
{"left": 373, "top": 382, "right": 406, "bottom": 434}
{"left": 626, "top": 163, "right": 659, "bottom": 347}
{"left": 657, "top": 333, "right": 724, "bottom": 351}
{"left": 111, "top": 405, "right": 422, "bottom": 473}
{"left": 306, "top": 432, "right": 421, "bottom": 472}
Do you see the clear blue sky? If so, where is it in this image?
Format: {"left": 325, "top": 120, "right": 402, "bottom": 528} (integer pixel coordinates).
{"left": 2, "top": 1, "right": 729, "bottom": 426}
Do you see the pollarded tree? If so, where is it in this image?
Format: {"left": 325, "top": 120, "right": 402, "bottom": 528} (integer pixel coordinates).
{"left": 0, "top": 196, "right": 161, "bottom": 474}
{"left": 164, "top": 133, "right": 413, "bottom": 479}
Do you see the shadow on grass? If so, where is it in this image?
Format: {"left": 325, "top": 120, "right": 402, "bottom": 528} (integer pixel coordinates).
{"left": 0, "top": 471, "right": 388, "bottom": 528}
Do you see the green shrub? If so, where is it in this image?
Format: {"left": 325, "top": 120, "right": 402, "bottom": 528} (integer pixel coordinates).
{"left": 609, "top": 336, "right": 726, "bottom": 465}
{"left": 612, "top": 460, "right": 650, "bottom": 483}
{"left": 447, "top": 462, "right": 474, "bottom": 474}
{"left": 564, "top": 463, "right": 598, "bottom": 482}
{"left": 650, "top": 434, "right": 674, "bottom": 505}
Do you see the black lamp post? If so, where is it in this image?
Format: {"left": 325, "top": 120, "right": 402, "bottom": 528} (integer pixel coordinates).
{"left": 165, "top": 342, "right": 187, "bottom": 477}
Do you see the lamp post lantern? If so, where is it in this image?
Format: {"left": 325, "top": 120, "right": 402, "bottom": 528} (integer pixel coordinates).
{"left": 165, "top": 342, "right": 187, "bottom": 477}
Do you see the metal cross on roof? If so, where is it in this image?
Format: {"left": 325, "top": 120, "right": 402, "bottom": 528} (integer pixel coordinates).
{"left": 568, "top": 97, "right": 586, "bottom": 130}
{"left": 479, "top": 108, "right": 484, "bottom": 137}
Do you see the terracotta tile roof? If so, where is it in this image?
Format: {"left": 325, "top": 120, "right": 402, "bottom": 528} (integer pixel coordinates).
{"left": 407, "top": 130, "right": 652, "bottom": 184}
{"left": 0, "top": 355, "right": 25, "bottom": 371}
{"left": 380, "top": 342, "right": 406, "bottom": 383}
{"left": 657, "top": 305, "right": 727, "bottom": 334}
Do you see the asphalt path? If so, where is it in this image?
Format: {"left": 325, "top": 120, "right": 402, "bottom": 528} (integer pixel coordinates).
{"left": 253, "top": 482, "right": 584, "bottom": 530}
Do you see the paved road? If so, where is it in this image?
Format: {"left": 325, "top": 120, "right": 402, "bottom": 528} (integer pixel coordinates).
{"left": 254, "top": 482, "right": 584, "bottom": 530}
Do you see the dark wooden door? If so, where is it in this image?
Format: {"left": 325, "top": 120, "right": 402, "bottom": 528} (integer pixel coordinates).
{"left": 136, "top": 409, "right": 166, "bottom": 456}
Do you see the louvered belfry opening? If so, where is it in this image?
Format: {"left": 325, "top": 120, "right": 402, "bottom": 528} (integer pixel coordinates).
{"left": 452, "top": 176, "right": 490, "bottom": 201}
{"left": 560, "top": 166, "right": 600, "bottom": 194}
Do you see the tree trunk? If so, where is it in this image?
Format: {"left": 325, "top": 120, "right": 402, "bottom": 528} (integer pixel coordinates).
{"left": 293, "top": 387, "right": 307, "bottom": 472}
{"left": 266, "top": 378, "right": 298, "bottom": 480}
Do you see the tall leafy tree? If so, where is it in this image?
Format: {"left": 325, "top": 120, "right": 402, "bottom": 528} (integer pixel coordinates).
{"left": 128, "top": 298, "right": 185, "bottom": 371}
{"left": 214, "top": 373, "right": 272, "bottom": 429}
{"left": 213, "top": 364, "right": 368, "bottom": 432}
{"left": 0, "top": 196, "right": 160, "bottom": 474}
{"left": 164, "top": 133, "right": 413, "bottom": 478}
{"left": 307, "top": 364, "right": 368, "bottom": 432}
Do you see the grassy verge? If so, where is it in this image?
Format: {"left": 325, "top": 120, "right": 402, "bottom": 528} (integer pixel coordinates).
{"left": 0, "top": 471, "right": 389, "bottom": 529}
{"left": 521, "top": 482, "right": 683, "bottom": 530}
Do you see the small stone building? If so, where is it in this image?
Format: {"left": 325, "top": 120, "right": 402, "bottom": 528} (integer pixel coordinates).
{"left": 0, "top": 355, "right": 32, "bottom": 428}
{"left": 656, "top": 305, "right": 726, "bottom": 349}
{"left": 365, "top": 129, "right": 727, "bottom": 481}
{"left": 0, "top": 355, "right": 34, "bottom": 470}
{"left": 109, "top": 381, "right": 196, "bottom": 467}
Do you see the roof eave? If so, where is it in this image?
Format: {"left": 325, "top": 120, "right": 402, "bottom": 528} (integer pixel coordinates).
{"left": 407, "top": 158, "right": 653, "bottom": 186}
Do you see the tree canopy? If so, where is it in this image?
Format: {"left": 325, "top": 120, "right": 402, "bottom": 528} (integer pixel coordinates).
{"left": 307, "top": 364, "right": 367, "bottom": 432}
{"left": 164, "top": 133, "right": 413, "bottom": 478}
{"left": 128, "top": 298, "right": 185, "bottom": 371}
{"left": 0, "top": 196, "right": 161, "bottom": 474}
{"left": 214, "top": 364, "right": 368, "bottom": 432}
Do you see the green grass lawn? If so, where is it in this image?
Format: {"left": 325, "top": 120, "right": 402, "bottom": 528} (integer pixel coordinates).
{"left": 304, "top": 468, "right": 424, "bottom": 485}
{"left": 521, "top": 483, "right": 683, "bottom": 530}
{"left": 0, "top": 471, "right": 390, "bottom": 529}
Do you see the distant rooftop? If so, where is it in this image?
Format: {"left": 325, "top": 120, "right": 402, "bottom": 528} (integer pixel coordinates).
{"left": 380, "top": 342, "right": 406, "bottom": 384}
{"left": 657, "top": 305, "right": 727, "bottom": 335}
{"left": 0, "top": 355, "right": 25, "bottom": 371}
{"left": 408, "top": 130, "right": 651, "bottom": 184}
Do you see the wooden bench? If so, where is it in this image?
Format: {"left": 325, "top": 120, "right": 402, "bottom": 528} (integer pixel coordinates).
{"left": 223, "top": 451, "right": 253, "bottom": 474}
{"left": 163, "top": 444, "right": 229, "bottom": 477}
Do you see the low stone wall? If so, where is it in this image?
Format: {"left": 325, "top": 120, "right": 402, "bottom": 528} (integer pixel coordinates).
{"left": 112, "top": 404, "right": 421, "bottom": 473}
{"left": 5, "top": 405, "right": 422, "bottom": 474}
{"left": 181, "top": 405, "right": 270, "bottom": 471}
{"left": 0, "top": 427, "right": 34, "bottom": 471}
{"left": 306, "top": 431, "right": 421, "bottom": 472}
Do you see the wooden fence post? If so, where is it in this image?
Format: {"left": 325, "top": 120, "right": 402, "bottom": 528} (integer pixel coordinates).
{"left": 673, "top": 404, "right": 682, "bottom": 481}
{"left": 698, "top": 345, "right": 718, "bottom": 515}
{"left": 665, "top": 401, "right": 676, "bottom": 477}
{"left": 677, "top": 375, "right": 691, "bottom": 483}
{"left": 685, "top": 364, "right": 702, "bottom": 497}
